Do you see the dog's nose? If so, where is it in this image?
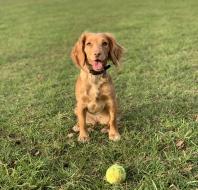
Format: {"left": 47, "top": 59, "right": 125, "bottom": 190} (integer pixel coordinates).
{"left": 94, "top": 52, "right": 101, "bottom": 57}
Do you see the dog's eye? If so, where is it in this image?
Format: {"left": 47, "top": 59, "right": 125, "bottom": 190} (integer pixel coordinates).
{"left": 102, "top": 42, "right": 108, "bottom": 46}
{"left": 86, "top": 42, "right": 92, "bottom": 46}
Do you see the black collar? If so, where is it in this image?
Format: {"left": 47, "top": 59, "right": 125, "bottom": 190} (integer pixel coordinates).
{"left": 89, "top": 65, "right": 111, "bottom": 75}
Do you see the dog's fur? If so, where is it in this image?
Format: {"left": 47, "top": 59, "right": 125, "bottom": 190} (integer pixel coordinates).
{"left": 71, "top": 32, "right": 123, "bottom": 142}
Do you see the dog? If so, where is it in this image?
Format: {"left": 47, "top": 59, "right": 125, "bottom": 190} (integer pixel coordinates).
{"left": 70, "top": 32, "right": 123, "bottom": 142}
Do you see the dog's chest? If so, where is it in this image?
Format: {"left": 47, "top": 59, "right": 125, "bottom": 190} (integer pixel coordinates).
{"left": 86, "top": 76, "right": 106, "bottom": 114}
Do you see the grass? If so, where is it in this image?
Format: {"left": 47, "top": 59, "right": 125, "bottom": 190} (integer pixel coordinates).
{"left": 0, "top": 0, "right": 198, "bottom": 189}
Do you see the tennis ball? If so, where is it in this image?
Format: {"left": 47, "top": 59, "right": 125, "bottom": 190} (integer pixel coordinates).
{"left": 105, "top": 164, "right": 126, "bottom": 184}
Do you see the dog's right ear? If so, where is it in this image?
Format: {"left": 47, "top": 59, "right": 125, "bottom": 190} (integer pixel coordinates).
{"left": 70, "top": 33, "right": 87, "bottom": 69}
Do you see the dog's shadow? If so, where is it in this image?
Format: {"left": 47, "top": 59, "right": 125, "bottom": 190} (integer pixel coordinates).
{"left": 119, "top": 96, "right": 194, "bottom": 133}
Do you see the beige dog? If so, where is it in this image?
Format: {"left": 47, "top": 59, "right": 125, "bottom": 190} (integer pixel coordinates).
{"left": 71, "top": 32, "right": 123, "bottom": 142}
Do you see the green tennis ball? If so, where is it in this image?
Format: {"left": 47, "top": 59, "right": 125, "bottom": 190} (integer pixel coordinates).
{"left": 105, "top": 164, "right": 126, "bottom": 184}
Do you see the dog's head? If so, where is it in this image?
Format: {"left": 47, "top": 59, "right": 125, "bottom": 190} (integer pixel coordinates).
{"left": 71, "top": 32, "right": 123, "bottom": 73}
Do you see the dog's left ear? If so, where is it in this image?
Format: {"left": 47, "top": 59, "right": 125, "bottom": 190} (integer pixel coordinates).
{"left": 70, "top": 32, "right": 87, "bottom": 69}
{"left": 105, "top": 33, "right": 123, "bottom": 66}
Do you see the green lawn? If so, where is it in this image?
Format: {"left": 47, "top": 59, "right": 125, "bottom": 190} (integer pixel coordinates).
{"left": 0, "top": 0, "right": 197, "bottom": 189}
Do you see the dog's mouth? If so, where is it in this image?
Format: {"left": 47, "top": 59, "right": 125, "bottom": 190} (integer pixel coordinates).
{"left": 92, "top": 59, "right": 104, "bottom": 71}
{"left": 88, "top": 59, "right": 111, "bottom": 75}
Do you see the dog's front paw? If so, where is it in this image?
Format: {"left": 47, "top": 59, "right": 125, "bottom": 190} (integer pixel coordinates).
{"left": 109, "top": 131, "right": 121, "bottom": 141}
{"left": 78, "top": 133, "right": 90, "bottom": 143}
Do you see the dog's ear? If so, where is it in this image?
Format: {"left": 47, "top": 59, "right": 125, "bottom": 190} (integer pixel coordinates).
{"left": 70, "top": 33, "right": 87, "bottom": 69}
{"left": 105, "top": 33, "right": 123, "bottom": 66}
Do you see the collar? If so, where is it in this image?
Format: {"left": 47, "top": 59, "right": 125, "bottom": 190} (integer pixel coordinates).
{"left": 89, "top": 65, "right": 111, "bottom": 75}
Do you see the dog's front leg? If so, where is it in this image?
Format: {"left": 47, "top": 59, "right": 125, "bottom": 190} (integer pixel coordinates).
{"left": 76, "top": 105, "right": 89, "bottom": 142}
{"left": 108, "top": 102, "right": 121, "bottom": 141}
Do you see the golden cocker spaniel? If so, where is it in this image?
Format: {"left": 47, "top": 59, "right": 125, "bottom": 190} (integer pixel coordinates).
{"left": 71, "top": 32, "right": 123, "bottom": 142}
